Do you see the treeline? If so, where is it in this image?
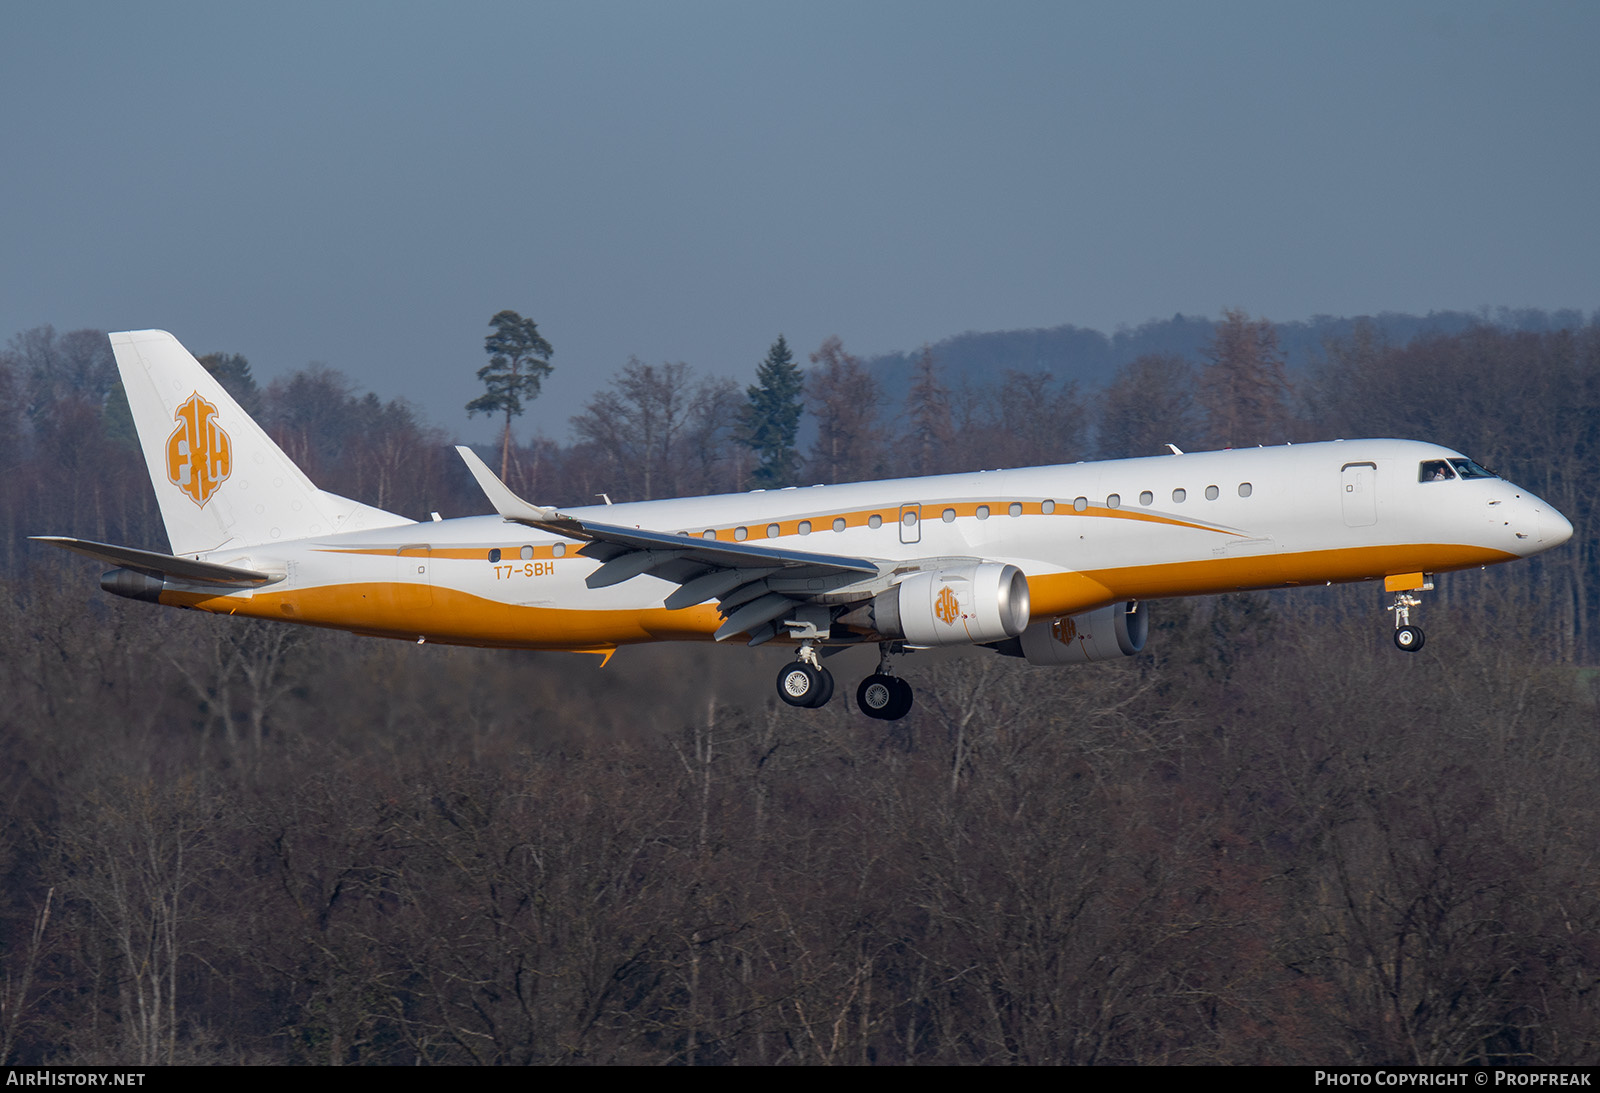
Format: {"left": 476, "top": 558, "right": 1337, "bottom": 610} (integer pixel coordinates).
{"left": 862, "top": 305, "right": 1598, "bottom": 394}
{"left": 1, "top": 551, "right": 1595, "bottom": 1063}
{"left": 1, "top": 313, "right": 1597, "bottom": 1064}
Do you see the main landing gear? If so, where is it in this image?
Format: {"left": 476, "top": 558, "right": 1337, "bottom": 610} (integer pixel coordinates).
{"left": 776, "top": 643, "right": 834, "bottom": 709}
{"left": 1388, "top": 590, "right": 1426, "bottom": 653}
{"left": 774, "top": 642, "right": 915, "bottom": 720}
{"left": 856, "top": 644, "right": 914, "bottom": 721}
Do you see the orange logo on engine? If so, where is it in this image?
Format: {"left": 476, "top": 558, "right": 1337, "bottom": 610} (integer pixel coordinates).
{"left": 1052, "top": 617, "right": 1078, "bottom": 644}
{"left": 165, "top": 392, "right": 232, "bottom": 507}
{"left": 935, "top": 585, "right": 960, "bottom": 626}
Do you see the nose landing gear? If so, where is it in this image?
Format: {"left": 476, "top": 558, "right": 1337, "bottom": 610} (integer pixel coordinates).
{"left": 1388, "top": 587, "right": 1428, "bottom": 653}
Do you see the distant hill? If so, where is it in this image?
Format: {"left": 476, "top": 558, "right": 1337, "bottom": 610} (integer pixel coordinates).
{"left": 859, "top": 307, "right": 1596, "bottom": 394}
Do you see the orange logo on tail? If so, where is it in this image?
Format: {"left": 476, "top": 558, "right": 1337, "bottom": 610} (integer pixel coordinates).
{"left": 165, "top": 392, "right": 232, "bottom": 507}
{"left": 934, "top": 585, "right": 960, "bottom": 626}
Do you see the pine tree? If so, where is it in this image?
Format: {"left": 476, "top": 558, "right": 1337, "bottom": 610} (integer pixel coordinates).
{"left": 742, "top": 335, "right": 805, "bottom": 488}
{"left": 467, "top": 310, "right": 554, "bottom": 479}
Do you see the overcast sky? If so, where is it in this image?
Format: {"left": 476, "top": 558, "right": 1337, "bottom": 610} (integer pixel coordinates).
{"left": 3, "top": 1, "right": 1597, "bottom": 442}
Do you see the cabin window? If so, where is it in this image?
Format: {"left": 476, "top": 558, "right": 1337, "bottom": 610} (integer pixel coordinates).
{"left": 976, "top": 505, "right": 989, "bottom": 520}
{"left": 1008, "top": 502, "right": 1022, "bottom": 517}
{"left": 1140, "top": 491, "right": 1153, "bottom": 506}
{"left": 942, "top": 508, "right": 956, "bottom": 523}
{"left": 799, "top": 520, "right": 812, "bottom": 535}
{"left": 1238, "top": 483, "right": 1252, "bottom": 498}
{"left": 520, "top": 545, "right": 534, "bottom": 560}
{"left": 488, "top": 548, "right": 501, "bottom": 563}
{"left": 833, "top": 517, "right": 847, "bottom": 532}
{"left": 1107, "top": 493, "right": 1121, "bottom": 509}
{"left": 868, "top": 514, "right": 882, "bottom": 529}
{"left": 734, "top": 526, "right": 748, "bottom": 541}
{"left": 1205, "top": 485, "right": 1219, "bottom": 500}
{"left": 1172, "top": 488, "right": 1187, "bottom": 503}
{"left": 903, "top": 511, "right": 918, "bottom": 527}
{"left": 1073, "top": 496, "right": 1088, "bottom": 512}
{"left": 553, "top": 543, "right": 566, "bottom": 557}
{"left": 702, "top": 529, "right": 716, "bottom": 540}
{"left": 1041, "top": 499, "right": 1056, "bottom": 514}
{"left": 766, "top": 523, "right": 780, "bottom": 538}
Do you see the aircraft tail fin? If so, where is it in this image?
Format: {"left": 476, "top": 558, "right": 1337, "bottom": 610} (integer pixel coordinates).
{"left": 111, "top": 330, "right": 412, "bottom": 556}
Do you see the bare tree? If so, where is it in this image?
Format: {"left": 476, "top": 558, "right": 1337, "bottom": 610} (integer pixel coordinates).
{"left": 572, "top": 358, "right": 740, "bottom": 500}
{"left": 807, "top": 336, "right": 884, "bottom": 484}
{"left": 1198, "top": 309, "right": 1293, "bottom": 448}
{"left": 1098, "top": 353, "right": 1198, "bottom": 458}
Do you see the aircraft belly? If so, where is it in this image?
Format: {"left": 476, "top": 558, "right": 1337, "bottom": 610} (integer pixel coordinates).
{"left": 164, "top": 578, "right": 723, "bottom": 649}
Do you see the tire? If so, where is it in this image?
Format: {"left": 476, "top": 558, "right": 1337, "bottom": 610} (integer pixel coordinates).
{"left": 857, "top": 675, "right": 896, "bottom": 718}
{"left": 1393, "top": 625, "right": 1425, "bottom": 652}
{"left": 777, "top": 662, "right": 821, "bottom": 707}
{"left": 809, "top": 666, "right": 835, "bottom": 708}
{"left": 886, "top": 677, "right": 915, "bottom": 720}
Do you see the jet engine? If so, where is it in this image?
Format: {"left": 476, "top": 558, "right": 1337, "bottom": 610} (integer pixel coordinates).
{"left": 996, "top": 601, "right": 1148, "bottom": 665}
{"left": 861, "top": 562, "right": 1031, "bottom": 647}
{"left": 101, "top": 567, "right": 166, "bottom": 604}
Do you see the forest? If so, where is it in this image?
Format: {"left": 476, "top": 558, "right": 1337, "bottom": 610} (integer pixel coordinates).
{"left": 1, "top": 312, "right": 1597, "bottom": 1064}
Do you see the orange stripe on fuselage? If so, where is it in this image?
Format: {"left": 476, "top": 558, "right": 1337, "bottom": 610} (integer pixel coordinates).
{"left": 1028, "top": 542, "right": 1516, "bottom": 618}
{"left": 163, "top": 541, "right": 1518, "bottom": 650}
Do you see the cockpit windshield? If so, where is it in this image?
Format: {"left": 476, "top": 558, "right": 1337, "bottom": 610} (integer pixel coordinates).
{"left": 1419, "top": 458, "right": 1498, "bottom": 482}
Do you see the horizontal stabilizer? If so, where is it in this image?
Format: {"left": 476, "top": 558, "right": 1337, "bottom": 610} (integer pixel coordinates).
{"left": 32, "top": 536, "right": 275, "bottom": 586}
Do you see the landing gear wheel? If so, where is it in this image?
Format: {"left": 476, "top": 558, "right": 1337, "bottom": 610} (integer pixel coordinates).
{"left": 887, "top": 677, "right": 914, "bottom": 720}
{"left": 857, "top": 675, "right": 895, "bottom": 717}
{"left": 777, "top": 662, "right": 834, "bottom": 708}
{"left": 857, "top": 674, "right": 914, "bottom": 720}
{"left": 1394, "top": 625, "right": 1425, "bottom": 652}
{"left": 811, "top": 665, "right": 835, "bottom": 708}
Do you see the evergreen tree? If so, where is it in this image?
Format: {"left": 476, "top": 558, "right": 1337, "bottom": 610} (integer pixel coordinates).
{"left": 742, "top": 334, "right": 804, "bottom": 488}
{"left": 467, "top": 310, "right": 554, "bottom": 479}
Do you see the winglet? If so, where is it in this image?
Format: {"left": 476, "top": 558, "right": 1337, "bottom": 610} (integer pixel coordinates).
{"left": 455, "top": 446, "right": 584, "bottom": 533}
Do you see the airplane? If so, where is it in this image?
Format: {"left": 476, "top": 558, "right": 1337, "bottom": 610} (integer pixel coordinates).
{"left": 38, "top": 330, "right": 1574, "bottom": 721}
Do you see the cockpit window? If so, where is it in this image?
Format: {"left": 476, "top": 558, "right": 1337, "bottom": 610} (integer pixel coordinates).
{"left": 1419, "top": 460, "right": 1456, "bottom": 482}
{"left": 1449, "top": 458, "right": 1497, "bottom": 479}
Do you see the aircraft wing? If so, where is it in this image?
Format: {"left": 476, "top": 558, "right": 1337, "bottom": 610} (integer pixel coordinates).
{"left": 32, "top": 536, "right": 276, "bottom": 586}
{"left": 456, "top": 447, "right": 885, "bottom": 644}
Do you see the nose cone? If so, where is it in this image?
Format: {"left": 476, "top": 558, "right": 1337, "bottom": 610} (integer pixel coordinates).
{"left": 1540, "top": 505, "right": 1574, "bottom": 549}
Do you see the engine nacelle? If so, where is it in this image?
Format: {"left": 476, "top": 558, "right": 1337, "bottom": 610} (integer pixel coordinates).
{"left": 871, "top": 562, "right": 1030, "bottom": 647}
{"left": 101, "top": 567, "right": 166, "bottom": 604}
{"left": 1006, "top": 601, "right": 1148, "bottom": 665}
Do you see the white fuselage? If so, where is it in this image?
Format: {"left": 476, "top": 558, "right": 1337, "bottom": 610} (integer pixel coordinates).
{"left": 161, "top": 439, "right": 1569, "bottom": 652}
